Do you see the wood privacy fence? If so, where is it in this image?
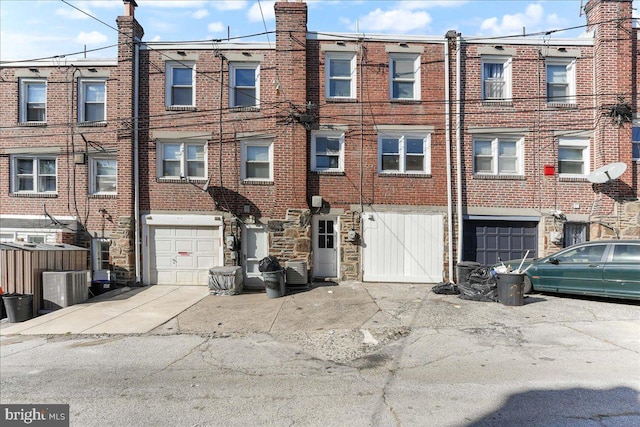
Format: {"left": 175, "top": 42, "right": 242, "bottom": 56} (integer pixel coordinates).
{"left": 1, "top": 243, "right": 89, "bottom": 316}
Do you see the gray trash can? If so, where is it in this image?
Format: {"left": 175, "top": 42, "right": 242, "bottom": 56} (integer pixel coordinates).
{"left": 262, "top": 269, "right": 286, "bottom": 298}
{"left": 2, "top": 294, "right": 34, "bottom": 323}
{"left": 495, "top": 273, "right": 525, "bottom": 306}
{"left": 456, "top": 261, "right": 482, "bottom": 286}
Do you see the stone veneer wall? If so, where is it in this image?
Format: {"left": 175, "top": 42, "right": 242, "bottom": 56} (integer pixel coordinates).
{"left": 339, "top": 211, "right": 361, "bottom": 281}
{"left": 110, "top": 216, "right": 136, "bottom": 285}
{"left": 268, "top": 209, "right": 312, "bottom": 268}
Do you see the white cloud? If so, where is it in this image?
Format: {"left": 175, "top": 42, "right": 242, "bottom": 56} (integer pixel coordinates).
{"left": 480, "top": 3, "right": 545, "bottom": 36}
{"left": 208, "top": 22, "right": 225, "bottom": 33}
{"left": 399, "top": 0, "right": 468, "bottom": 10}
{"left": 140, "top": 1, "right": 207, "bottom": 8}
{"left": 247, "top": 1, "right": 275, "bottom": 23}
{"left": 192, "top": 9, "right": 209, "bottom": 19}
{"left": 356, "top": 8, "right": 432, "bottom": 33}
{"left": 55, "top": 7, "right": 90, "bottom": 20}
{"left": 75, "top": 31, "right": 108, "bottom": 45}
{"left": 213, "top": 1, "right": 248, "bottom": 11}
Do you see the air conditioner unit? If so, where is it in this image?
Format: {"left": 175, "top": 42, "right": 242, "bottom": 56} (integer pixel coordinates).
{"left": 42, "top": 271, "right": 90, "bottom": 310}
{"left": 285, "top": 261, "right": 308, "bottom": 287}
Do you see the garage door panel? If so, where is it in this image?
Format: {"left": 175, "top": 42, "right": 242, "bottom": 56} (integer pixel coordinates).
{"left": 464, "top": 220, "right": 538, "bottom": 265}
{"left": 363, "top": 212, "right": 443, "bottom": 283}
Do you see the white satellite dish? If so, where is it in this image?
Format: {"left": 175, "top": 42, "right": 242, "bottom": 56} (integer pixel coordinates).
{"left": 586, "top": 162, "right": 627, "bottom": 184}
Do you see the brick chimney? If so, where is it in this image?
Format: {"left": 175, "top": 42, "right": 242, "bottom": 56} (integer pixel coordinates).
{"left": 123, "top": 0, "right": 137, "bottom": 18}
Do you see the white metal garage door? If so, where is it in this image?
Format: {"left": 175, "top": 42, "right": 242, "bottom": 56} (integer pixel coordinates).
{"left": 149, "top": 226, "right": 220, "bottom": 285}
{"left": 362, "top": 212, "right": 443, "bottom": 283}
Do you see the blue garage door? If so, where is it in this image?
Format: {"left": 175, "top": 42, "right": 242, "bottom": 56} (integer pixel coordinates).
{"left": 463, "top": 220, "right": 538, "bottom": 265}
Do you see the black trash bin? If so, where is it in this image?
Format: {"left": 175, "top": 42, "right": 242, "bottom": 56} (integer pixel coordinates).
{"left": 2, "top": 293, "right": 34, "bottom": 323}
{"left": 262, "top": 269, "right": 286, "bottom": 298}
{"left": 456, "top": 261, "right": 482, "bottom": 286}
{"left": 495, "top": 273, "right": 525, "bottom": 306}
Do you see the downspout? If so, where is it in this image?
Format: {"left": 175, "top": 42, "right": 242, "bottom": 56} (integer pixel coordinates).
{"left": 444, "top": 34, "right": 454, "bottom": 282}
{"left": 134, "top": 40, "right": 141, "bottom": 284}
{"left": 456, "top": 33, "right": 463, "bottom": 263}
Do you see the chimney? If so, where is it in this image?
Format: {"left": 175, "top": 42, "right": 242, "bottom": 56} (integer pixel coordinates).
{"left": 123, "top": 0, "right": 137, "bottom": 18}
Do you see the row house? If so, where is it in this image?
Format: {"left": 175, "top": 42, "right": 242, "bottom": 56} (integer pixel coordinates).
{"left": 0, "top": 0, "right": 637, "bottom": 289}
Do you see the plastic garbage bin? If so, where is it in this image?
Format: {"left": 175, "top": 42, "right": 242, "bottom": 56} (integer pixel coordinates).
{"left": 456, "top": 261, "right": 482, "bottom": 286}
{"left": 495, "top": 273, "right": 525, "bottom": 306}
{"left": 262, "top": 269, "right": 286, "bottom": 298}
{"left": 2, "top": 293, "right": 34, "bottom": 323}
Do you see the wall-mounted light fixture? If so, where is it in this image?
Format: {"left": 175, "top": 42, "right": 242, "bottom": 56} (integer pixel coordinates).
{"left": 88, "top": 68, "right": 98, "bottom": 73}
{"left": 398, "top": 43, "right": 409, "bottom": 48}
{"left": 29, "top": 68, "right": 39, "bottom": 73}
{"left": 177, "top": 51, "right": 186, "bottom": 56}
{"left": 336, "top": 41, "right": 346, "bottom": 46}
{"left": 494, "top": 45, "right": 504, "bottom": 50}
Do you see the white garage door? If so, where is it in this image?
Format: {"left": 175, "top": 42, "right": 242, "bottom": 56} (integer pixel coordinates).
{"left": 362, "top": 212, "right": 443, "bottom": 283}
{"left": 149, "top": 226, "right": 220, "bottom": 285}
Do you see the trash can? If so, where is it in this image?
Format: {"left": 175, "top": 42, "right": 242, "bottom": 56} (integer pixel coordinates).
{"left": 209, "top": 266, "right": 243, "bottom": 295}
{"left": 456, "top": 261, "right": 482, "bottom": 286}
{"left": 2, "top": 293, "right": 34, "bottom": 323}
{"left": 262, "top": 269, "right": 286, "bottom": 298}
{"left": 495, "top": 273, "right": 525, "bottom": 306}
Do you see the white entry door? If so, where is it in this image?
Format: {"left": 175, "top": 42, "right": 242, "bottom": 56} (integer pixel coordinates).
{"left": 243, "top": 224, "right": 269, "bottom": 289}
{"left": 149, "top": 226, "right": 220, "bottom": 285}
{"left": 313, "top": 216, "right": 338, "bottom": 278}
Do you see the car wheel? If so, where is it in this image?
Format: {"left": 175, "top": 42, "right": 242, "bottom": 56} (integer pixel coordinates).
{"left": 523, "top": 276, "right": 533, "bottom": 294}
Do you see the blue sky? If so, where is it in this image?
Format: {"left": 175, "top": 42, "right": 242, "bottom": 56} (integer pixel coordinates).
{"left": 1, "top": 0, "right": 638, "bottom": 61}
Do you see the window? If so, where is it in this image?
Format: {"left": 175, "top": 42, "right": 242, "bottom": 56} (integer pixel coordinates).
{"left": 390, "top": 54, "right": 420, "bottom": 100}
{"left": 165, "top": 62, "right": 195, "bottom": 107}
{"left": 612, "top": 244, "right": 640, "bottom": 262}
{"left": 482, "top": 57, "right": 511, "bottom": 101}
{"left": 633, "top": 127, "right": 639, "bottom": 161}
{"left": 241, "top": 140, "right": 273, "bottom": 181}
{"left": 79, "top": 80, "right": 106, "bottom": 122}
{"left": 558, "top": 137, "right": 589, "bottom": 177}
{"left": 93, "top": 238, "right": 111, "bottom": 272}
{"left": 311, "top": 132, "right": 344, "bottom": 172}
{"left": 547, "top": 59, "right": 576, "bottom": 104}
{"left": 473, "top": 136, "right": 523, "bottom": 175}
{"left": 90, "top": 157, "right": 117, "bottom": 194}
{"left": 230, "top": 63, "right": 259, "bottom": 108}
{"left": 325, "top": 53, "right": 356, "bottom": 99}
{"left": 157, "top": 142, "right": 206, "bottom": 179}
{"left": 557, "top": 244, "right": 606, "bottom": 263}
{"left": 12, "top": 156, "right": 57, "bottom": 193}
{"left": 20, "top": 79, "right": 46, "bottom": 122}
{"left": 378, "top": 132, "right": 431, "bottom": 174}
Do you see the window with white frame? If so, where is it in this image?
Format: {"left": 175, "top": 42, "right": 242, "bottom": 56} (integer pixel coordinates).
{"left": 481, "top": 57, "right": 511, "bottom": 101}
{"left": 157, "top": 141, "right": 206, "bottom": 179}
{"left": 20, "top": 79, "right": 47, "bottom": 122}
{"left": 165, "top": 62, "right": 195, "bottom": 107}
{"left": 558, "top": 137, "right": 590, "bottom": 177}
{"left": 633, "top": 127, "right": 639, "bottom": 161}
{"left": 325, "top": 52, "right": 356, "bottom": 99}
{"left": 546, "top": 59, "right": 576, "bottom": 104}
{"left": 390, "top": 54, "right": 420, "bottom": 100}
{"left": 92, "top": 238, "right": 111, "bottom": 273}
{"left": 230, "top": 63, "right": 259, "bottom": 108}
{"left": 473, "top": 136, "right": 523, "bottom": 175}
{"left": 378, "top": 132, "right": 431, "bottom": 174}
{"left": 12, "top": 156, "right": 57, "bottom": 193}
{"left": 90, "top": 157, "right": 117, "bottom": 194}
{"left": 311, "top": 132, "right": 344, "bottom": 172}
{"left": 79, "top": 79, "right": 106, "bottom": 122}
{"left": 241, "top": 139, "right": 273, "bottom": 181}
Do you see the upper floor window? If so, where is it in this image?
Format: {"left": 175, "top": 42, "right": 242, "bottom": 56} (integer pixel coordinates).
{"left": 90, "top": 157, "right": 117, "bottom": 194}
{"left": 390, "top": 54, "right": 420, "bottom": 100}
{"left": 157, "top": 141, "right": 206, "bottom": 179}
{"left": 482, "top": 57, "right": 511, "bottom": 101}
{"left": 165, "top": 62, "right": 195, "bottom": 107}
{"left": 325, "top": 53, "right": 356, "bottom": 99}
{"left": 558, "top": 137, "right": 589, "bottom": 178}
{"left": 473, "top": 136, "right": 523, "bottom": 175}
{"left": 230, "top": 63, "right": 259, "bottom": 108}
{"left": 311, "top": 131, "right": 344, "bottom": 172}
{"left": 633, "top": 127, "right": 639, "bottom": 161}
{"left": 241, "top": 139, "right": 273, "bottom": 181}
{"left": 12, "top": 155, "right": 57, "bottom": 193}
{"left": 378, "top": 132, "right": 431, "bottom": 174}
{"left": 20, "top": 79, "right": 46, "bottom": 123}
{"left": 79, "top": 80, "right": 106, "bottom": 122}
{"left": 547, "top": 59, "right": 576, "bottom": 104}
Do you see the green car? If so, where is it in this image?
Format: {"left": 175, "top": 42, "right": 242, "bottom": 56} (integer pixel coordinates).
{"left": 500, "top": 240, "right": 640, "bottom": 300}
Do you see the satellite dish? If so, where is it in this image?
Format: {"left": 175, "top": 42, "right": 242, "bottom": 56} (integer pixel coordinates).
{"left": 586, "top": 162, "right": 627, "bottom": 184}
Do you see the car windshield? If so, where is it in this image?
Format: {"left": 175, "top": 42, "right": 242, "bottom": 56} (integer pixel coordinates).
{"left": 555, "top": 244, "right": 607, "bottom": 263}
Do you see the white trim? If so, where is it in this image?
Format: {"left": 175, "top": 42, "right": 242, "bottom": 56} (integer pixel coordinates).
{"left": 325, "top": 52, "right": 357, "bottom": 100}
{"left": 78, "top": 78, "right": 107, "bottom": 123}
{"left": 546, "top": 57, "right": 576, "bottom": 104}
{"left": 142, "top": 214, "right": 223, "bottom": 227}
{"left": 377, "top": 131, "right": 432, "bottom": 175}
{"left": 229, "top": 62, "right": 260, "bottom": 108}
{"left": 311, "top": 130, "right": 345, "bottom": 172}
{"left": 156, "top": 140, "right": 208, "bottom": 179}
{"left": 10, "top": 155, "right": 58, "bottom": 194}
{"left": 481, "top": 55, "right": 512, "bottom": 102}
{"left": 19, "top": 78, "right": 47, "bottom": 123}
{"left": 389, "top": 53, "right": 421, "bottom": 100}
{"left": 472, "top": 135, "right": 524, "bottom": 176}
{"left": 89, "top": 156, "right": 117, "bottom": 195}
{"left": 241, "top": 139, "right": 273, "bottom": 181}
{"left": 558, "top": 137, "right": 590, "bottom": 178}
{"left": 165, "top": 61, "right": 196, "bottom": 107}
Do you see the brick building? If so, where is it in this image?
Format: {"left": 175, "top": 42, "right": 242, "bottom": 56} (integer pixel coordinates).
{"left": 1, "top": 0, "right": 637, "bottom": 287}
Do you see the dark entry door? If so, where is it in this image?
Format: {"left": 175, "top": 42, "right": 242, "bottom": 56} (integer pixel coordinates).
{"left": 463, "top": 220, "right": 538, "bottom": 265}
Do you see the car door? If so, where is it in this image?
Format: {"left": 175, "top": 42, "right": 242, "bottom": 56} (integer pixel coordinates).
{"left": 535, "top": 243, "right": 607, "bottom": 295}
{"left": 603, "top": 243, "right": 640, "bottom": 299}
